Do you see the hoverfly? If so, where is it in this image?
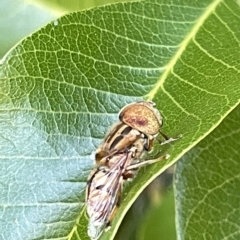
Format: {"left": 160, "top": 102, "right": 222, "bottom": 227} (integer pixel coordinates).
{"left": 95, "top": 101, "right": 177, "bottom": 164}
{"left": 86, "top": 101, "right": 180, "bottom": 240}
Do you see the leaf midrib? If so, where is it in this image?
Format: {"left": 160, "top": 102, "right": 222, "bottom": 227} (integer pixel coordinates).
{"left": 146, "top": 0, "right": 223, "bottom": 100}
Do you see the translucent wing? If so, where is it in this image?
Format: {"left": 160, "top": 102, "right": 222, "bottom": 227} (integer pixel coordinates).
{"left": 86, "top": 153, "right": 130, "bottom": 239}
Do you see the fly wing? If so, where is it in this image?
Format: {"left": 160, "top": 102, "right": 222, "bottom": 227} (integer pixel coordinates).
{"left": 87, "top": 153, "right": 128, "bottom": 239}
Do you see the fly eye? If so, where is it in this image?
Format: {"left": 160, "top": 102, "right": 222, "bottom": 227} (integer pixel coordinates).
{"left": 119, "top": 102, "right": 162, "bottom": 135}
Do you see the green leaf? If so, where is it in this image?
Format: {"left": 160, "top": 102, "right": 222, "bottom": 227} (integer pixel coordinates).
{"left": 175, "top": 104, "right": 240, "bottom": 240}
{"left": 1, "top": 0, "right": 240, "bottom": 239}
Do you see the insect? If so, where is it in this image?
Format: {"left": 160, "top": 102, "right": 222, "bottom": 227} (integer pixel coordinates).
{"left": 95, "top": 101, "right": 176, "bottom": 164}
{"left": 86, "top": 101, "right": 179, "bottom": 239}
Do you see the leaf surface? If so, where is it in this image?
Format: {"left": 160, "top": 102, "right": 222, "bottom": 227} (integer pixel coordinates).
{"left": 175, "top": 104, "right": 240, "bottom": 240}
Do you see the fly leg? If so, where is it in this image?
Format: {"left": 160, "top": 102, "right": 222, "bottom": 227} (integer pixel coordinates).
{"left": 121, "top": 154, "right": 170, "bottom": 181}
{"left": 157, "top": 131, "right": 182, "bottom": 145}
{"left": 126, "top": 154, "right": 170, "bottom": 171}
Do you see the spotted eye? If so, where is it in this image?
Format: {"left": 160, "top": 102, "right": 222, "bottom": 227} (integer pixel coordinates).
{"left": 119, "top": 101, "right": 163, "bottom": 135}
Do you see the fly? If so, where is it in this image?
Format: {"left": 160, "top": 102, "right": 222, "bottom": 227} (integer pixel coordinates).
{"left": 86, "top": 101, "right": 180, "bottom": 239}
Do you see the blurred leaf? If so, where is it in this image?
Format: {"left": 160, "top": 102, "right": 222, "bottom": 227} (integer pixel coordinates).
{"left": 1, "top": 0, "right": 240, "bottom": 240}
{"left": 175, "top": 104, "right": 240, "bottom": 240}
{"left": 114, "top": 167, "right": 175, "bottom": 240}
{"left": 138, "top": 190, "right": 176, "bottom": 240}
{"left": 0, "top": 0, "right": 57, "bottom": 58}
{"left": 30, "top": 0, "right": 136, "bottom": 13}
